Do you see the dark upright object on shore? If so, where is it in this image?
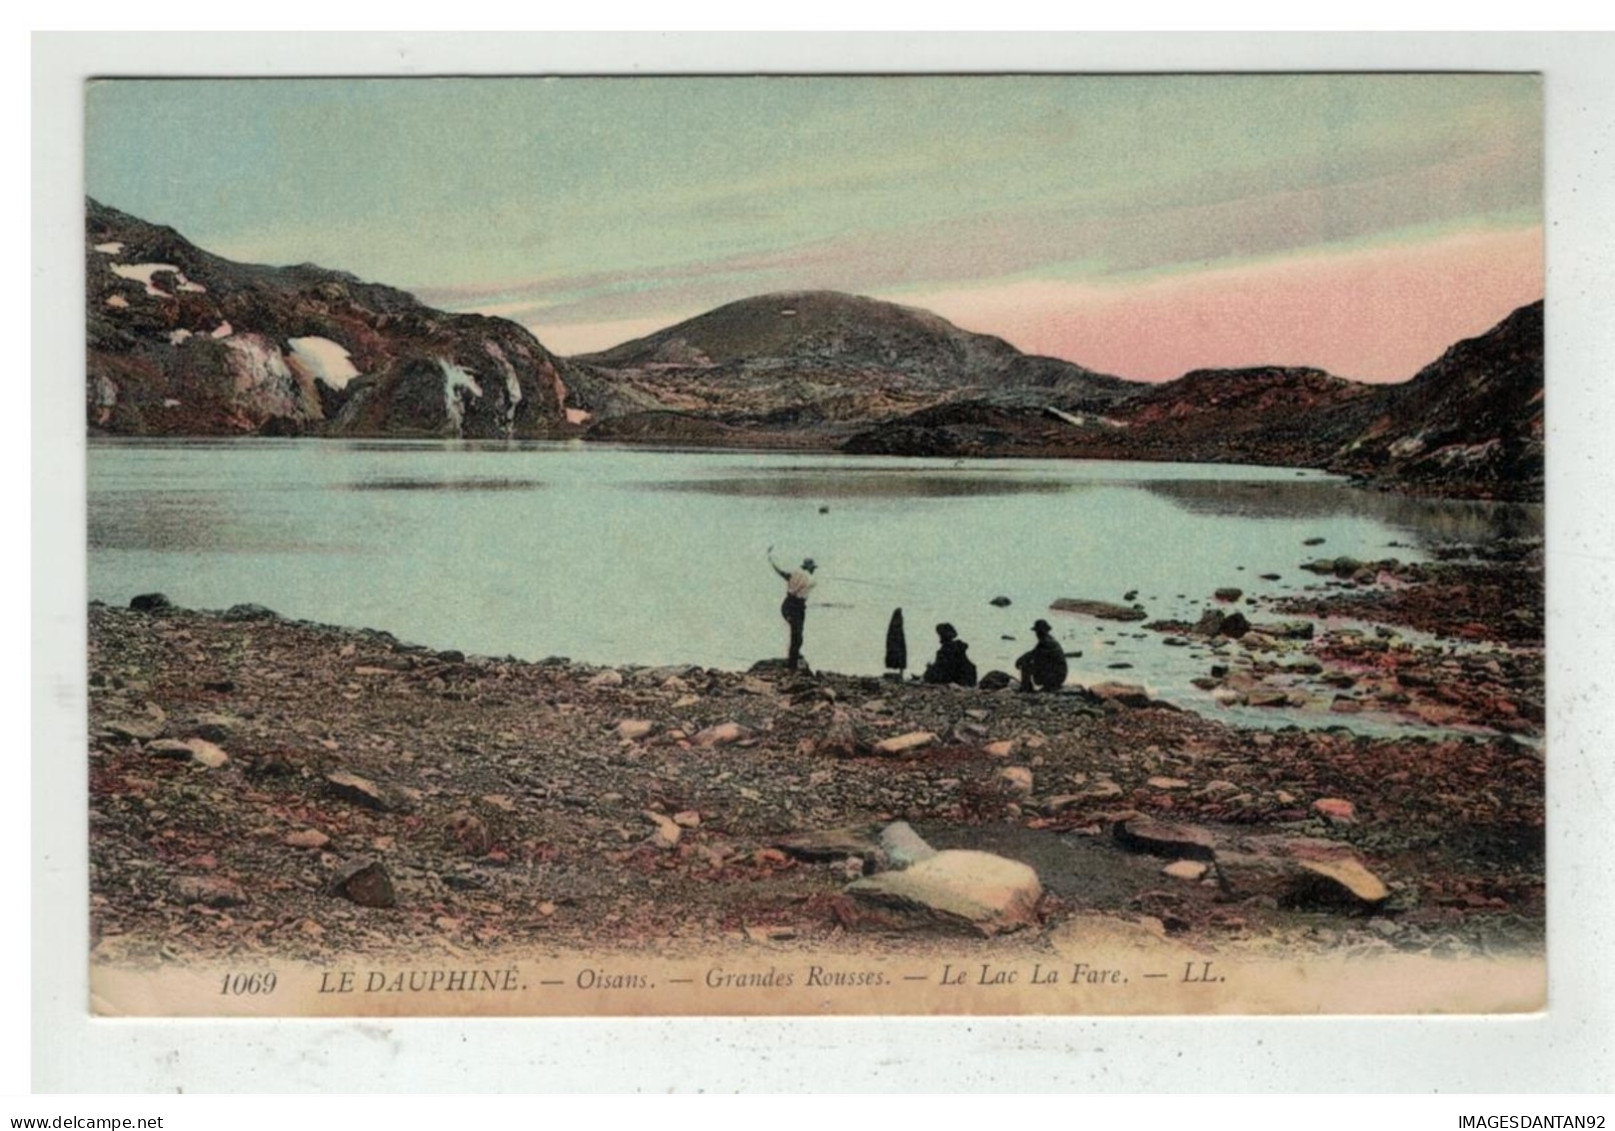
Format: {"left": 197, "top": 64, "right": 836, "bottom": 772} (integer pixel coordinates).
{"left": 885, "top": 608, "right": 908, "bottom": 677}
{"left": 1016, "top": 619, "right": 1067, "bottom": 692}
{"left": 923, "top": 623, "right": 977, "bottom": 688}
{"left": 768, "top": 548, "right": 817, "bottom": 671}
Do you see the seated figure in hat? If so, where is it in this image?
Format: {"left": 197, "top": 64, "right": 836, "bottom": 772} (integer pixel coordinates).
{"left": 1015, "top": 619, "right": 1067, "bottom": 692}
{"left": 922, "top": 623, "right": 977, "bottom": 688}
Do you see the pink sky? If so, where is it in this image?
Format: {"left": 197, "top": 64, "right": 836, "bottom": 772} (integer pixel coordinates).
{"left": 534, "top": 227, "right": 1541, "bottom": 382}
{"left": 892, "top": 227, "right": 1544, "bottom": 384}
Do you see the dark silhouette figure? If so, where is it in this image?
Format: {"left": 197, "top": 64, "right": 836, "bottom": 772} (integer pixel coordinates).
{"left": 885, "top": 608, "right": 908, "bottom": 678}
{"left": 1016, "top": 619, "right": 1067, "bottom": 692}
{"left": 768, "top": 547, "right": 817, "bottom": 671}
{"left": 923, "top": 623, "right": 977, "bottom": 688}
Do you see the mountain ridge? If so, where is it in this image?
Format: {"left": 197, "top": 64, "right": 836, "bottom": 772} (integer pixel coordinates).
{"left": 83, "top": 200, "right": 1544, "bottom": 499}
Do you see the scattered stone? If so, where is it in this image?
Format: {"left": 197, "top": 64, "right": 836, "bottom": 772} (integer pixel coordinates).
{"left": 183, "top": 738, "right": 229, "bottom": 769}
{"left": 110, "top": 716, "right": 166, "bottom": 742}
{"left": 446, "top": 811, "right": 493, "bottom": 856}
{"left": 643, "top": 811, "right": 682, "bottom": 850}
{"left": 1253, "top": 620, "right": 1315, "bottom": 640}
{"left": 1303, "top": 537, "right": 1326, "bottom": 546}
{"left": 193, "top": 713, "right": 240, "bottom": 743}
{"left": 284, "top": 829, "right": 331, "bottom": 850}
{"left": 1313, "top": 798, "right": 1357, "bottom": 824}
{"left": 1215, "top": 588, "right": 1243, "bottom": 602}
{"left": 844, "top": 850, "right": 1042, "bottom": 936}
{"left": 615, "top": 719, "right": 655, "bottom": 741}
{"left": 1216, "top": 835, "right": 1388, "bottom": 908}
{"left": 873, "top": 731, "right": 937, "bottom": 756}
{"left": 222, "top": 603, "right": 277, "bottom": 622}
{"left": 325, "top": 770, "right": 411, "bottom": 813}
{"left": 819, "top": 710, "right": 860, "bottom": 758}
{"left": 978, "top": 670, "right": 1012, "bottom": 691}
{"left": 878, "top": 821, "right": 938, "bottom": 869}
{"left": 172, "top": 876, "right": 247, "bottom": 908}
{"left": 129, "top": 592, "right": 173, "bottom": 612}
{"left": 1146, "top": 776, "right": 1189, "bottom": 790}
{"left": 587, "top": 669, "right": 624, "bottom": 688}
{"left": 1089, "top": 681, "right": 1154, "bottom": 709}
{"left": 997, "top": 766, "right": 1034, "bottom": 797}
{"left": 692, "top": 722, "right": 747, "bottom": 747}
{"left": 989, "top": 596, "right": 1012, "bottom": 607}
{"left": 331, "top": 857, "right": 397, "bottom": 908}
{"left": 1247, "top": 689, "right": 1291, "bottom": 708}
{"left": 983, "top": 739, "right": 1015, "bottom": 758}
{"left": 144, "top": 738, "right": 194, "bottom": 760}
{"left": 1114, "top": 817, "right": 1217, "bottom": 861}
{"left": 673, "top": 810, "right": 701, "bottom": 829}
{"left": 1258, "top": 573, "right": 1282, "bottom": 581}
{"left": 1301, "top": 556, "right": 1365, "bottom": 578}
{"left": 437, "top": 649, "right": 466, "bottom": 664}
{"left": 1163, "top": 860, "right": 1209, "bottom": 881}
{"left": 774, "top": 827, "right": 881, "bottom": 863}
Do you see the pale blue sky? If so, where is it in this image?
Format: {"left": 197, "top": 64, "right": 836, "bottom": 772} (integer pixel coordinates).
{"left": 85, "top": 74, "right": 1542, "bottom": 374}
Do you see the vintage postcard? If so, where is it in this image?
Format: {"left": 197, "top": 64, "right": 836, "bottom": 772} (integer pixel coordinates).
{"left": 77, "top": 70, "right": 1548, "bottom": 1022}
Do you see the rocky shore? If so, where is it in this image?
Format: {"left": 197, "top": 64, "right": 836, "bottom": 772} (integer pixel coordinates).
{"left": 88, "top": 541, "right": 1545, "bottom": 974}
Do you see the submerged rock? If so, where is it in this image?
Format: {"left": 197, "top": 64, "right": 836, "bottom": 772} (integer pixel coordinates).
{"left": 1050, "top": 598, "right": 1146, "bottom": 621}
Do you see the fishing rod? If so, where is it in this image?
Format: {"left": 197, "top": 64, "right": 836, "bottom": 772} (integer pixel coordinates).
{"left": 766, "top": 545, "right": 902, "bottom": 591}
{"left": 820, "top": 574, "right": 903, "bottom": 590}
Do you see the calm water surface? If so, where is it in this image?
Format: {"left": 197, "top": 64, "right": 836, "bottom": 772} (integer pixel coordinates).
{"left": 88, "top": 439, "right": 1541, "bottom": 735}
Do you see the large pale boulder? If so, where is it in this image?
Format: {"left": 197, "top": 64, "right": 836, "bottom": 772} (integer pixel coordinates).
{"left": 845, "top": 849, "right": 1041, "bottom": 936}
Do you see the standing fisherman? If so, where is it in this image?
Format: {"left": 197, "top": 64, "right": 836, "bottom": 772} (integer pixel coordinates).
{"left": 767, "top": 546, "right": 817, "bottom": 671}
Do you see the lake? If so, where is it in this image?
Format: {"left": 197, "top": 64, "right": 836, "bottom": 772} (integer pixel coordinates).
{"left": 88, "top": 439, "right": 1541, "bottom": 735}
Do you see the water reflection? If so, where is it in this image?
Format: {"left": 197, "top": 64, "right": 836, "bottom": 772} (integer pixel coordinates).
{"left": 88, "top": 493, "right": 317, "bottom": 553}
{"left": 341, "top": 477, "right": 545, "bottom": 492}
{"left": 1140, "top": 479, "right": 1542, "bottom": 546}
{"left": 648, "top": 474, "right": 1074, "bottom": 499}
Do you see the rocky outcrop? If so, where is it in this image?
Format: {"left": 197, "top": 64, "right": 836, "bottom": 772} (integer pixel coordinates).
{"left": 86, "top": 198, "right": 576, "bottom": 439}
{"left": 1328, "top": 301, "right": 1544, "bottom": 500}
{"left": 842, "top": 302, "right": 1544, "bottom": 502}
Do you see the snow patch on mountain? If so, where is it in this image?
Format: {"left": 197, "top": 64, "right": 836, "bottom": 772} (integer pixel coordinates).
{"left": 288, "top": 336, "right": 360, "bottom": 390}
